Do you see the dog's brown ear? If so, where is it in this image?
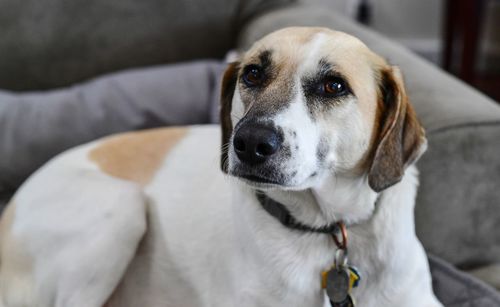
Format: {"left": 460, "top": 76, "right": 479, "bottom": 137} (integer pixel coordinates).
{"left": 368, "top": 66, "right": 427, "bottom": 192}
{"left": 220, "top": 62, "right": 239, "bottom": 173}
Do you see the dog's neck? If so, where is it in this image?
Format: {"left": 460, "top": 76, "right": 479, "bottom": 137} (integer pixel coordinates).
{"left": 231, "top": 166, "right": 427, "bottom": 306}
{"left": 267, "top": 172, "right": 379, "bottom": 227}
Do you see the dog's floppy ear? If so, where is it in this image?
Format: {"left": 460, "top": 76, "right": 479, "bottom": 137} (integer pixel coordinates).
{"left": 368, "top": 66, "right": 427, "bottom": 192}
{"left": 220, "top": 62, "right": 239, "bottom": 173}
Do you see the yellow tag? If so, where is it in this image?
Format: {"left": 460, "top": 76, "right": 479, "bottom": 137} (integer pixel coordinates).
{"left": 321, "top": 270, "right": 329, "bottom": 289}
{"left": 349, "top": 270, "right": 360, "bottom": 288}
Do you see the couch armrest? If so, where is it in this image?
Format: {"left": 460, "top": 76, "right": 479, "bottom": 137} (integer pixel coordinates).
{"left": 0, "top": 61, "right": 226, "bottom": 194}
{"left": 237, "top": 5, "right": 500, "bottom": 267}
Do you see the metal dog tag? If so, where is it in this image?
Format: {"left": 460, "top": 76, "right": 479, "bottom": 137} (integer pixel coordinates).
{"left": 330, "top": 294, "right": 355, "bottom": 307}
{"left": 326, "top": 266, "right": 350, "bottom": 303}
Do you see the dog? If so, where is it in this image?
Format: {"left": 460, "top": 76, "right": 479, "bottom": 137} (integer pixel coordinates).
{"left": 0, "top": 27, "right": 442, "bottom": 307}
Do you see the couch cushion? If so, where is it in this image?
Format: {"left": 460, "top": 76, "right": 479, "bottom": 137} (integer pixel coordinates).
{"left": 0, "top": 61, "right": 226, "bottom": 194}
{"left": 236, "top": 4, "right": 500, "bottom": 268}
{"left": 467, "top": 263, "right": 500, "bottom": 290}
{"left": 417, "top": 125, "right": 500, "bottom": 266}
{"left": 429, "top": 255, "right": 500, "bottom": 307}
{"left": 0, "top": 0, "right": 293, "bottom": 91}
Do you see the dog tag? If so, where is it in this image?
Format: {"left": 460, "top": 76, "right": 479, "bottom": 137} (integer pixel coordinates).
{"left": 326, "top": 266, "right": 351, "bottom": 303}
{"left": 322, "top": 266, "right": 361, "bottom": 291}
{"left": 330, "top": 294, "right": 355, "bottom": 307}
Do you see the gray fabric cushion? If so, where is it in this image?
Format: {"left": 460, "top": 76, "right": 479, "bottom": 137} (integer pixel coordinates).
{"left": 429, "top": 255, "right": 500, "bottom": 306}
{"left": 0, "top": 0, "right": 293, "bottom": 91}
{"left": 237, "top": 4, "right": 500, "bottom": 268}
{"left": 0, "top": 61, "right": 226, "bottom": 193}
{"left": 417, "top": 125, "right": 500, "bottom": 266}
{"left": 467, "top": 263, "right": 500, "bottom": 290}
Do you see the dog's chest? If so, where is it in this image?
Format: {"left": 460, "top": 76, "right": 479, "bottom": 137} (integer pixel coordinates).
{"left": 104, "top": 128, "right": 433, "bottom": 307}
{"left": 105, "top": 184, "right": 331, "bottom": 306}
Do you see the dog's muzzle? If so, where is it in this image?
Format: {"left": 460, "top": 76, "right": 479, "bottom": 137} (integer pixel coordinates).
{"left": 230, "top": 123, "right": 287, "bottom": 185}
{"left": 233, "top": 123, "right": 282, "bottom": 165}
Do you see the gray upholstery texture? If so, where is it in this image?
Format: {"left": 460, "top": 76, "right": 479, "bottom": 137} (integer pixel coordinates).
{"left": 467, "top": 263, "right": 500, "bottom": 290}
{"left": 429, "top": 255, "right": 500, "bottom": 306}
{"left": 0, "top": 0, "right": 293, "bottom": 91}
{"left": 237, "top": 4, "right": 500, "bottom": 269}
{"left": 0, "top": 61, "right": 226, "bottom": 193}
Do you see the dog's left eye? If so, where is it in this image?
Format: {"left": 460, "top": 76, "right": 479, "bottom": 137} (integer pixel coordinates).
{"left": 242, "top": 65, "right": 263, "bottom": 87}
{"left": 319, "top": 78, "right": 347, "bottom": 96}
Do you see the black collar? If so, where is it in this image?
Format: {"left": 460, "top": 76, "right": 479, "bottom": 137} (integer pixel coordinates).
{"left": 256, "top": 191, "right": 340, "bottom": 234}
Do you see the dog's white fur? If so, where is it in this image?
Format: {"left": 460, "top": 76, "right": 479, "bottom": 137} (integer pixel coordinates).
{"left": 0, "top": 27, "right": 442, "bottom": 307}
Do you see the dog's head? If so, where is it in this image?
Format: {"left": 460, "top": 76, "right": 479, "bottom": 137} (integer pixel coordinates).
{"left": 220, "top": 27, "right": 426, "bottom": 193}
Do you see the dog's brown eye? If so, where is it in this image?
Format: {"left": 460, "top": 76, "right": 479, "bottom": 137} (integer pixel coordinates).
{"left": 323, "top": 79, "right": 346, "bottom": 95}
{"left": 243, "top": 65, "right": 263, "bottom": 87}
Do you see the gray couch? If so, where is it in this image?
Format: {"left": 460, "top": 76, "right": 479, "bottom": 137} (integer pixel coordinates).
{"left": 1, "top": 0, "right": 499, "bottom": 305}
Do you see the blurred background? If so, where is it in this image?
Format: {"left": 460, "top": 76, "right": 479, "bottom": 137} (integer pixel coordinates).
{"left": 308, "top": 0, "right": 500, "bottom": 101}
{"left": 1, "top": 0, "right": 499, "bottom": 101}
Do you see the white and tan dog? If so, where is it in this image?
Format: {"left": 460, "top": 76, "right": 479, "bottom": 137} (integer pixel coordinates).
{"left": 0, "top": 27, "right": 442, "bottom": 307}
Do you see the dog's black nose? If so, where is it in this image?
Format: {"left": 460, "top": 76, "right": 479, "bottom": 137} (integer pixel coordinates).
{"left": 233, "top": 124, "right": 281, "bottom": 165}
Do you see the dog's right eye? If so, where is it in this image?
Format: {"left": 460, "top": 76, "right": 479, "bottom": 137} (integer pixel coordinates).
{"left": 318, "top": 77, "right": 348, "bottom": 97}
{"left": 242, "top": 65, "right": 263, "bottom": 87}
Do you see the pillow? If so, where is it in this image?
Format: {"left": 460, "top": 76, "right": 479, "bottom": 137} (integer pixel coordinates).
{"left": 0, "top": 60, "right": 226, "bottom": 195}
{"left": 429, "top": 255, "right": 500, "bottom": 306}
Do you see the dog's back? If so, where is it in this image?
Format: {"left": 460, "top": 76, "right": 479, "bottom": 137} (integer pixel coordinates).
{"left": 0, "top": 125, "right": 235, "bottom": 307}
{"left": 105, "top": 126, "right": 238, "bottom": 306}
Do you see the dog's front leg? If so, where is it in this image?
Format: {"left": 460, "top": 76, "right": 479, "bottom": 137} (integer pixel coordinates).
{"left": 0, "top": 172, "right": 147, "bottom": 307}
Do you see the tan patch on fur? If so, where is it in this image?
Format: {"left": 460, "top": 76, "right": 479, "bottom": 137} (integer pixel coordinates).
{"left": 89, "top": 127, "right": 188, "bottom": 185}
{"left": 243, "top": 27, "right": 319, "bottom": 61}
{"left": 0, "top": 200, "right": 35, "bottom": 305}
{"left": 0, "top": 200, "right": 16, "bottom": 249}
{"left": 0, "top": 202, "right": 21, "bottom": 277}
{"left": 242, "top": 27, "right": 387, "bottom": 120}
{"left": 353, "top": 90, "right": 385, "bottom": 175}
{"left": 220, "top": 62, "right": 240, "bottom": 173}
{"left": 237, "top": 28, "right": 327, "bottom": 113}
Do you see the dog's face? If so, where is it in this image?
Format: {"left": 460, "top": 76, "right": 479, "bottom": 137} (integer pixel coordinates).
{"left": 221, "top": 27, "right": 426, "bottom": 192}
